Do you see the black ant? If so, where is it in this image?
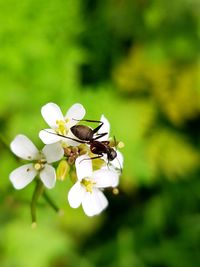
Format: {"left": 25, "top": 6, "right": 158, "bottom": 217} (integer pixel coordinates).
{"left": 70, "top": 119, "right": 117, "bottom": 162}
{"left": 46, "top": 119, "right": 121, "bottom": 169}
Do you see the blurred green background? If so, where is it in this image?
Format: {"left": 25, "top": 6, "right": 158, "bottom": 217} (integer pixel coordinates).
{"left": 0, "top": 0, "right": 200, "bottom": 266}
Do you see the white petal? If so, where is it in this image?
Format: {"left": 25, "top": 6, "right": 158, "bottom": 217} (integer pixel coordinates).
{"left": 95, "top": 189, "right": 109, "bottom": 213}
{"left": 39, "top": 129, "right": 63, "bottom": 144}
{"left": 41, "top": 102, "right": 64, "bottom": 128}
{"left": 68, "top": 182, "right": 84, "bottom": 208}
{"left": 62, "top": 139, "right": 81, "bottom": 147}
{"left": 93, "top": 169, "right": 119, "bottom": 188}
{"left": 82, "top": 189, "right": 108, "bottom": 216}
{"left": 39, "top": 129, "right": 79, "bottom": 146}
{"left": 75, "top": 155, "right": 93, "bottom": 181}
{"left": 10, "top": 135, "right": 39, "bottom": 160}
{"left": 97, "top": 114, "right": 110, "bottom": 141}
{"left": 42, "top": 143, "right": 64, "bottom": 163}
{"left": 65, "top": 130, "right": 83, "bottom": 147}
{"left": 9, "top": 163, "right": 37, "bottom": 189}
{"left": 111, "top": 150, "right": 124, "bottom": 170}
{"left": 40, "top": 164, "right": 56, "bottom": 189}
{"left": 65, "top": 103, "right": 86, "bottom": 128}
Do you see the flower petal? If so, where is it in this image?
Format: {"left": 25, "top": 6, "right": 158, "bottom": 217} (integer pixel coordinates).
{"left": 97, "top": 114, "right": 110, "bottom": 141}
{"left": 10, "top": 135, "right": 39, "bottom": 160}
{"left": 95, "top": 189, "right": 109, "bottom": 213}
{"left": 65, "top": 103, "right": 86, "bottom": 128}
{"left": 82, "top": 189, "right": 108, "bottom": 216}
{"left": 66, "top": 130, "right": 83, "bottom": 147}
{"left": 9, "top": 163, "right": 37, "bottom": 189}
{"left": 39, "top": 129, "right": 63, "bottom": 144}
{"left": 41, "top": 102, "right": 64, "bottom": 128}
{"left": 40, "top": 164, "right": 56, "bottom": 189}
{"left": 42, "top": 143, "right": 64, "bottom": 163}
{"left": 111, "top": 150, "right": 124, "bottom": 170}
{"left": 75, "top": 155, "right": 93, "bottom": 181}
{"left": 68, "top": 182, "right": 85, "bottom": 208}
{"left": 93, "top": 169, "right": 119, "bottom": 188}
{"left": 39, "top": 129, "right": 79, "bottom": 146}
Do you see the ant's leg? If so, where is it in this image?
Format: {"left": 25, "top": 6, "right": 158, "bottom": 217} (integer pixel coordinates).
{"left": 79, "top": 154, "right": 103, "bottom": 163}
{"left": 90, "top": 154, "right": 104, "bottom": 160}
{"left": 44, "top": 130, "right": 87, "bottom": 144}
{"left": 72, "top": 119, "right": 104, "bottom": 134}
{"left": 94, "top": 132, "right": 108, "bottom": 140}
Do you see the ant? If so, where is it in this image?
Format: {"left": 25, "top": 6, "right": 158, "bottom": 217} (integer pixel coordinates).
{"left": 48, "top": 119, "right": 120, "bottom": 167}
{"left": 70, "top": 119, "right": 117, "bottom": 162}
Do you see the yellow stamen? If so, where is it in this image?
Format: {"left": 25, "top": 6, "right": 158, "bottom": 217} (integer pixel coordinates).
{"left": 81, "top": 178, "right": 96, "bottom": 193}
{"left": 56, "top": 120, "right": 68, "bottom": 135}
{"left": 112, "top": 188, "right": 119, "bottom": 195}
{"left": 34, "top": 163, "right": 44, "bottom": 171}
{"left": 118, "top": 141, "right": 125, "bottom": 149}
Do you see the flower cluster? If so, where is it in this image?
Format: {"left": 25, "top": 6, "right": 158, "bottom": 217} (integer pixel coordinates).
{"left": 9, "top": 103, "right": 123, "bottom": 222}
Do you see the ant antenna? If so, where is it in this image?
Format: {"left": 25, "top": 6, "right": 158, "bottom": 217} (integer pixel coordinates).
{"left": 107, "top": 161, "right": 111, "bottom": 171}
{"left": 112, "top": 136, "right": 123, "bottom": 173}
{"left": 116, "top": 157, "right": 123, "bottom": 174}
{"left": 106, "top": 157, "right": 122, "bottom": 174}
{"left": 112, "top": 136, "right": 122, "bottom": 173}
{"left": 114, "top": 136, "right": 117, "bottom": 146}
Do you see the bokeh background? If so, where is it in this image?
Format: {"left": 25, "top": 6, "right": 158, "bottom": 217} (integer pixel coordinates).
{"left": 0, "top": 0, "right": 200, "bottom": 266}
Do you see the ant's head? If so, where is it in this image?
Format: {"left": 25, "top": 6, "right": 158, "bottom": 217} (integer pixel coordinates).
{"left": 108, "top": 147, "right": 117, "bottom": 161}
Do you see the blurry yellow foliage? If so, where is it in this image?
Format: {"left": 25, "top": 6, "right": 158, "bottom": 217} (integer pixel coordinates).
{"left": 113, "top": 46, "right": 200, "bottom": 126}
{"left": 113, "top": 46, "right": 200, "bottom": 180}
{"left": 147, "top": 130, "right": 200, "bottom": 179}
{"left": 113, "top": 46, "right": 154, "bottom": 94}
{"left": 153, "top": 66, "right": 200, "bottom": 126}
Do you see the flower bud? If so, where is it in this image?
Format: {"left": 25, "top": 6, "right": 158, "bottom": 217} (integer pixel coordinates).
{"left": 63, "top": 147, "right": 71, "bottom": 156}
{"left": 56, "top": 160, "right": 70, "bottom": 181}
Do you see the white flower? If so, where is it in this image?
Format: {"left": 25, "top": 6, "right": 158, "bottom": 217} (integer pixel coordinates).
{"left": 68, "top": 154, "right": 119, "bottom": 217}
{"left": 39, "top": 102, "right": 86, "bottom": 146}
{"left": 97, "top": 115, "right": 124, "bottom": 171}
{"left": 9, "top": 135, "right": 64, "bottom": 189}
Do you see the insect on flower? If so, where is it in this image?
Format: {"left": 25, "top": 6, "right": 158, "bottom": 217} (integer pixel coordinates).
{"left": 9, "top": 103, "right": 124, "bottom": 222}
{"left": 46, "top": 117, "right": 122, "bottom": 171}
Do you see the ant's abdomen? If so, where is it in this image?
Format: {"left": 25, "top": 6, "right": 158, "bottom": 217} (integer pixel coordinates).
{"left": 70, "top": 125, "right": 93, "bottom": 141}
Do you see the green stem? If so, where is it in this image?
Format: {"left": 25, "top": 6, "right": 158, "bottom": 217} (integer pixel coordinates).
{"left": 0, "top": 133, "right": 21, "bottom": 162}
{"left": 31, "top": 180, "right": 44, "bottom": 224}
{"left": 43, "top": 191, "right": 60, "bottom": 213}
{"left": 0, "top": 132, "right": 10, "bottom": 149}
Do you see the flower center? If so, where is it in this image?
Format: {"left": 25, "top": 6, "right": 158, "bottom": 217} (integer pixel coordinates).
{"left": 81, "top": 178, "right": 96, "bottom": 193}
{"left": 55, "top": 119, "right": 69, "bottom": 135}
{"left": 34, "top": 159, "right": 46, "bottom": 171}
